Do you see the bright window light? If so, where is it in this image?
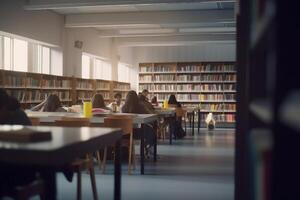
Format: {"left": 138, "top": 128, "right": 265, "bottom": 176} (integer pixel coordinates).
{"left": 93, "top": 58, "right": 112, "bottom": 80}
{"left": 42, "top": 46, "right": 50, "bottom": 74}
{"left": 4, "top": 37, "right": 12, "bottom": 70}
{"left": 82, "top": 54, "right": 90, "bottom": 79}
{"left": 50, "top": 49, "right": 63, "bottom": 76}
{"left": 13, "top": 38, "right": 28, "bottom": 72}
{"left": 118, "top": 62, "right": 130, "bottom": 83}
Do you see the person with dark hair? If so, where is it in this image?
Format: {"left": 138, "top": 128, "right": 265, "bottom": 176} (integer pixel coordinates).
{"left": 107, "top": 93, "right": 123, "bottom": 112}
{"left": 122, "top": 90, "right": 156, "bottom": 157}
{"left": 141, "top": 89, "right": 149, "bottom": 101}
{"left": 0, "top": 89, "right": 31, "bottom": 125}
{"left": 168, "top": 94, "right": 181, "bottom": 107}
{"left": 151, "top": 96, "right": 159, "bottom": 106}
{"left": 91, "top": 93, "right": 111, "bottom": 111}
{"left": 139, "top": 94, "right": 155, "bottom": 113}
{"left": 42, "top": 94, "right": 66, "bottom": 112}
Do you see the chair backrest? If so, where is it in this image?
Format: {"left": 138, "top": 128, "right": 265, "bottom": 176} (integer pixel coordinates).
{"left": 104, "top": 115, "right": 133, "bottom": 135}
{"left": 29, "top": 117, "right": 40, "bottom": 126}
{"left": 55, "top": 117, "right": 90, "bottom": 127}
{"left": 176, "top": 107, "right": 186, "bottom": 118}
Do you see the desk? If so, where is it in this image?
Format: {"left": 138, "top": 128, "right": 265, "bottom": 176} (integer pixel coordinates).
{"left": 25, "top": 111, "right": 158, "bottom": 175}
{"left": 0, "top": 126, "right": 122, "bottom": 200}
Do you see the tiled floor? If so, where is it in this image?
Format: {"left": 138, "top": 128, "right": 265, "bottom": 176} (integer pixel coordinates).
{"left": 54, "top": 128, "right": 235, "bottom": 200}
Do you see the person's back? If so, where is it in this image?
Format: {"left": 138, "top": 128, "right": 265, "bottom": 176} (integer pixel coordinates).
{"left": 122, "top": 90, "right": 150, "bottom": 114}
{"left": 92, "top": 93, "right": 111, "bottom": 111}
{"left": 0, "top": 89, "right": 31, "bottom": 125}
{"left": 42, "top": 94, "right": 66, "bottom": 112}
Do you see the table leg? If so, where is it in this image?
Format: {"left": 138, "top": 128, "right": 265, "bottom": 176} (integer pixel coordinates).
{"left": 169, "top": 118, "right": 173, "bottom": 145}
{"left": 114, "top": 139, "right": 121, "bottom": 200}
{"left": 140, "top": 124, "right": 145, "bottom": 175}
{"left": 153, "top": 128, "right": 157, "bottom": 162}
{"left": 192, "top": 112, "right": 195, "bottom": 136}
{"left": 40, "top": 170, "right": 56, "bottom": 200}
{"left": 197, "top": 109, "right": 200, "bottom": 134}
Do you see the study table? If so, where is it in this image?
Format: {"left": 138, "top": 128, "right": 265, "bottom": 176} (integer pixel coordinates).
{"left": 25, "top": 111, "right": 159, "bottom": 175}
{"left": 0, "top": 125, "right": 122, "bottom": 200}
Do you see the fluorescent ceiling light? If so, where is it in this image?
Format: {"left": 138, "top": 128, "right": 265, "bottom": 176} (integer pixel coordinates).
{"left": 179, "top": 27, "right": 236, "bottom": 33}
{"left": 119, "top": 28, "right": 176, "bottom": 34}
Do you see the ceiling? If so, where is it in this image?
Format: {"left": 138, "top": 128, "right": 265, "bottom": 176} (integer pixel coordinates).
{"left": 24, "top": 0, "right": 236, "bottom": 46}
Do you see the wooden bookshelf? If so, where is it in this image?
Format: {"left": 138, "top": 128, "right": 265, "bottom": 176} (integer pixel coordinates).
{"left": 138, "top": 62, "right": 236, "bottom": 127}
{"left": 0, "top": 69, "right": 131, "bottom": 108}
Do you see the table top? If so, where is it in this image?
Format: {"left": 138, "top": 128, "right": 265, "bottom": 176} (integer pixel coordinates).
{"left": 0, "top": 125, "right": 122, "bottom": 167}
{"left": 25, "top": 111, "right": 158, "bottom": 124}
{"left": 154, "top": 108, "right": 176, "bottom": 117}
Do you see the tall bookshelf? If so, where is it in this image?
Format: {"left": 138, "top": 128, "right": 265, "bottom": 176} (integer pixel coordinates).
{"left": 0, "top": 69, "right": 131, "bottom": 108}
{"left": 111, "top": 81, "right": 131, "bottom": 101}
{"left": 0, "top": 70, "right": 73, "bottom": 108}
{"left": 139, "top": 62, "right": 236, "bottom": 127}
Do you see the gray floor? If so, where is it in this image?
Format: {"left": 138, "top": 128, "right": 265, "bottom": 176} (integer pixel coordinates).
{"left": 54, "top": 128, "right": 235, "bottom": 200}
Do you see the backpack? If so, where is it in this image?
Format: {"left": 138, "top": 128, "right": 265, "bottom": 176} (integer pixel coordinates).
{"left": 174, "top": 120, "right": 186, "bottom": 139}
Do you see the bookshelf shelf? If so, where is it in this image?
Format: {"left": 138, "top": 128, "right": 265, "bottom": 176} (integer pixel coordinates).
{"left": 139, "top": 62, "right": 236, "bottom": 127}
{"left": 0, "top": 70, "right": 131, "bottom": 108}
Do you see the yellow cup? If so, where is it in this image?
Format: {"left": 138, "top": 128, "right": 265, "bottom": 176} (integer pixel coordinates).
{"left": 83, "top": 101, "right": 92, "bottom": 118}
{"left": 163, "top": 100, "right": 168, "bottom": 108}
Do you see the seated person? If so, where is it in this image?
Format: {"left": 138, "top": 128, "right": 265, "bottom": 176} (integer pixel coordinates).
{"left": 107, "top": 93, "right": 124, "bottom": 112}
{"left": 139, "top": 94, "right": 155, "bottom": 114}
{"left": 141, "top": 89, "right": 150, "bottom": 101}
{"left": 122, "top": 91, "right": 156, "bottom": 156}
{"left": 31, "top": 94, "right": 67, "bottom": 112}
{"left": 168, "top": 94, "right": 181, "bottom": 108}
{"left": 151, "top": 96, "right": 159, "bottom": 107}
{"left": 0, "top": 89, "right": 38, "bottom": 190}
{"left": 91, "top": 93, "right": 111, "bottom": 112}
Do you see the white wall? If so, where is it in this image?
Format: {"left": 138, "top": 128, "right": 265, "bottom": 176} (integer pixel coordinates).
{"left": 0, "top": 0, "right": 64, "bottom": 47}
{"left": 63, "top": 28, "right": 113, "bottom": 77}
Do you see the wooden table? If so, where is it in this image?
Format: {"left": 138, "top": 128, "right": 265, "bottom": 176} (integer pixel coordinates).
{"left": 0, "top": 125, "right": 122, "bottom": 200}
{"left": 25, "top": 111, "right": 159, "bottom": 175}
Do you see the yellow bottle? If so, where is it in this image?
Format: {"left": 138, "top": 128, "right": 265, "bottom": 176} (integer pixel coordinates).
{"left": 163, "top": 99, "right": 169, "bottom": 108}
{"left": 83, "top": 101, "right": 92, "bottom": 118}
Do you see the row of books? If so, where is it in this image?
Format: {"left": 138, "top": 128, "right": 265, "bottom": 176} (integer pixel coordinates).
{"left": 42, "top": 79, "right": 71, "bottom": 88}
{"left": 96, "top": 82, "right": 110, "bottom": 90}
{"left": 200, "top": 103, "right": 236, "bottom": 111}
{"left": 177, "top": 64, "right": 235, "bottom": 72}
{"left": 140, "top": 75, "right": 236, "bottom": 82}
{"left": 139, "top": 84, "right": 236, "bottom": 91}
{"left": 6, "top": 90, "right": 71, "bottom": 102}
{"left": 200, "top": 94, "right": 236, "bottom": 101}
{"left": 76, "top": 81, "right": 93, "bottom": 89}
{"left": 95, "top": 92, "right": 110, "bottom": 99}
{"left": 114, "top": 83, "right": 130, "bottom": 90}
{"left": 77, "top": 91, "right": 94, "bottom": 99}
{"left": 200, "top": 113, "right": 236, "bottom": 122}
{"left": 4, "top": 76, "right": 27, "bottom": 87}
{"left": 139, "top": 64, "right": 235, "bottom": 73}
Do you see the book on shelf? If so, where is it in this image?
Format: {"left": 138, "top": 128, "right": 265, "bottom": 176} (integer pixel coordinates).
{"left": 200, "top": 113, "right": 236, "bottom": 122}
{"left": 153, "top": 75, "right": 175, "bottom": 82}
{"left": 5, "top": 76, "right": 27, "bottom": 87}
{"left": 77, "top": 80, "right": 93, "bottom": 89}
{"left": 139, "top": 75, "right": 152, "bottom": 82}
{"left": 96, "top": 81, "right": 110, "bottom": 90}
{"left": 153, "top": 65, "right": 175, "bottom": 72}
{"left": 26, "top": 77, "right": 40, "bottom": 87}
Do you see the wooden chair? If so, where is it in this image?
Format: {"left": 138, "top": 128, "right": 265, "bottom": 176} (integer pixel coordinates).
{"left": 101, "top": 115, "right": 135, "bottom": 174}
{"left": 176, "top": 108, "right": 187, "bottom": 131}
{"left": 54, "top": 117, "right": 98, "bottom": 200}
{"left": 29, "top": 117, "right": 40, "bottom": 126}
{"left": 1, "top": 179, "right": 45, "bottom": 200}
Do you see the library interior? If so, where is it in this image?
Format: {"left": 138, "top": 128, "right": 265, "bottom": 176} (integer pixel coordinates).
{"left": 0, "top": 0, "right": 298, "bottom": 200}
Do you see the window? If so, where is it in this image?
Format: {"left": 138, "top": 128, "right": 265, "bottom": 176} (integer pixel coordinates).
{"left": 93, "top": 58, "right": 112, "bottom": 80}
{"left": 41, "top": 46, "right": 50, "bottom": 74}
{"left": 118, "top": 62, "right": 130, "bottom": 83}
{"left": 13, "top": 38, "right": 28, "bottom": 72}
{"left": 81, "top": 54, "right": 91, "bottom": 79}
{"left": 4, "top": 37, "right": 12, "bottom": 70}
{"left": 0, "top": 36, "right": 3, "bottom": 69}
{"left": 51, "top": 49, "right": 63, "bottom": 76}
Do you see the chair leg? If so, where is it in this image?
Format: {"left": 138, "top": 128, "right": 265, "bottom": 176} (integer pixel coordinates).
{"left": 76, "top": 170, "right": 82, "bottom": 200}
{"left": 128, "top": 133, "right": 133, "bottom": 174}
{"left": 89, "top": 163, "right": 99, "bottom": 200}
{"left": 101, "top": 147, "right": 107, "bottom": 174}
{"left": 96, "top": 151, "right": 102, "bottom": 170}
